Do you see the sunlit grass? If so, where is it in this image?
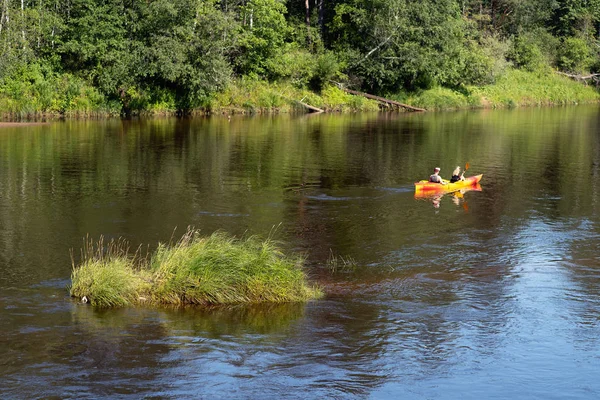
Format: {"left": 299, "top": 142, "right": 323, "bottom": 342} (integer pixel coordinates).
{"left": 69, "top": 236, "right": 152, "bottom": 307}
{"left": 208, "top": 79, "right": 378, "bottom": 114}
{"left": 408, "top": 69, "right": 600, "bottom": 110}
{"left": 70, "top": 230, "right": 323, "bottom": 308}
{"left": 472, "top": 69, "right": 600, "bottom": 107}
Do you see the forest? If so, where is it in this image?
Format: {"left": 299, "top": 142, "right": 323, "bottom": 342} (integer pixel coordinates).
{"left": 1, "top": 0, "right": 600, "bottom": 115}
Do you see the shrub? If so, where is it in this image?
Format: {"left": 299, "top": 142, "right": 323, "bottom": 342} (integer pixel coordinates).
{"left": 508, "top": 35, "right": 548, "bottom": 72}
{"left": 309, "top": 51, "right": 345, "bottom": 91}
{"left": 265, "top": 45, "right": 316, "bottom": 87}
{"left": 410, "top": 87, "right": 469, "bottom": 110}
{"left": 558, "top": 37, "right": 594, "bottom": 73}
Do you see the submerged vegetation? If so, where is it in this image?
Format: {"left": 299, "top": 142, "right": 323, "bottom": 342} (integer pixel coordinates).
{"left": 3, "top": 1, "right": 600, "bottom": 116}
{"left": 70, "top": 231, "right": 322, "bottom": 308}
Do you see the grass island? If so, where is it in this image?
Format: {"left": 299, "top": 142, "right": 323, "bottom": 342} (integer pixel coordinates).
{"left": 70, "top": 230, "right": 322, "bottom": 308}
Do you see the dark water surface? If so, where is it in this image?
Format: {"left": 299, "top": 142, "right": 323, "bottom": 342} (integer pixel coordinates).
{"left": 1, "top": 108, "right": 599, "bottom": 399}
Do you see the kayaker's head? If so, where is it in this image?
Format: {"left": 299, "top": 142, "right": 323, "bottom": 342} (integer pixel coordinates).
{"left": 453, "top": 166, "right": 461, "bottom": 176}
{"left": 434, "top": 167, "right": 440, "bottom": 174}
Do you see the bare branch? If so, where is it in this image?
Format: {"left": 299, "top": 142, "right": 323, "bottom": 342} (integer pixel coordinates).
{"left": 357, "top": 34, "right": 394, "bottom": 65}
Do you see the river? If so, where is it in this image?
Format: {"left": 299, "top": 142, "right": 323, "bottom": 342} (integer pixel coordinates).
{"left": 1, "top": 107, "right": 599, "bottom": 399}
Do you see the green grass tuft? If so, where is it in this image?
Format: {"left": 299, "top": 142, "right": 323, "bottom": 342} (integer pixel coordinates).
{"left": 70, "top": 230, "right": 322, "bottom": 308}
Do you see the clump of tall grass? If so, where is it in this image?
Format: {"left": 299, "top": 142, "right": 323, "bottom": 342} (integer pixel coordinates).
{"left": 69, "top": 236, "right": 152, "bottom": 307}
{"left": 70, "top": 230, "right": 322, "bottom": 308}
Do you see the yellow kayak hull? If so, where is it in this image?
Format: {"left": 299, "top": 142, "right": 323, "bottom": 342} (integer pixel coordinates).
{"left": 414, "top": 174, "right": 483, "bottom": 193}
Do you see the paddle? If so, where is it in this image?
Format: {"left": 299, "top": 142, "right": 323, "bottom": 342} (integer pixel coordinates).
{"left": 459, "top": 162, "right": 470, "bottom": 180}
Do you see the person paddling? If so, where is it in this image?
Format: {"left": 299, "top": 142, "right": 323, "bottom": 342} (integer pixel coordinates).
{"left": 429, "top": 167, "right": 444, "bottom": 184}
{"left": 450, "top": 166, "right": 465, "bottom": 183}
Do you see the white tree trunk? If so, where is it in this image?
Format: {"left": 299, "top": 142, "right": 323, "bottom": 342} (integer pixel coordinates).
{"left": 21, "top": 0, "right": 26, "bottom": 46}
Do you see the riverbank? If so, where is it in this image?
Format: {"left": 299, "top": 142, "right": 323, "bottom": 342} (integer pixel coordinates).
{"left": 2, "top": 69, "right": 599, "bottom": 120}
{"left": 406, "top": 69, "right": 600, "bottom": 110}
{"left": 69, "top": 230, "right": 322, "bottom": 308}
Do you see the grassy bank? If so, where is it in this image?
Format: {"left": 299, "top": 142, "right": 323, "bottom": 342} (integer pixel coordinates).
{"left": 207, "top": 79, "right": 380, "bottom": 114}
{"left": 407, "top": 69, "right": 600, "bottom": 110}
{"left": 69, "top": 230, "right": 323, "bottom": 308}
{"left": 3, "top": 69, "right": 599, "bottom": 118}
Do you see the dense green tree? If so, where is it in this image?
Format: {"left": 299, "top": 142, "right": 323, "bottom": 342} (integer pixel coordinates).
{"left": 237, "top": 0, "right": 289, "bottom": 77}
{"left": 3, "top": 0, "right": 600, "bottom": 114}
{"left": 330, "top": 0, "right": 473, "bottom": 92}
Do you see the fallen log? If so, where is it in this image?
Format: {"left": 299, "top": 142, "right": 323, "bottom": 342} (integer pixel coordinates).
{"left": 293, "top": 99, "right": 324, "bottom": 113}
{"left": 555, "top": 71, "right": 600, "bottom": 86}
{"left": 555, "top": 71, "right": 600, "bottom": 80}
{"left": 341, "top": 88, "right": 426, "bottom": 112}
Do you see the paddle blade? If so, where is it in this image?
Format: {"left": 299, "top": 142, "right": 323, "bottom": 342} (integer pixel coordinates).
{"left": 465, "top": 162, "right": 470, "bottom": 171}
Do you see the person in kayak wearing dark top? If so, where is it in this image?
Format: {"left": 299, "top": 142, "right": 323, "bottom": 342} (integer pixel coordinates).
{"left": 429, "top": 167, "right": 444, "bottom": 184}
{"left": 450, "top": 166, "right": 465, "bottom": 183}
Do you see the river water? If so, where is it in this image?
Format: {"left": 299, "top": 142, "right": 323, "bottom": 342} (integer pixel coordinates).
{"left": 1, "top": 107, "right": 599, "bottom": 399}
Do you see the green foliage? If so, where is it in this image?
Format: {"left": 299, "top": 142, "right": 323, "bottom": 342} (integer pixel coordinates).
{"left": 409, "top": 87, "right": 471, "bottom": 110}
{"left": 508, "top": 35, "right": 547, "bottom": 72}
{"left": 320, "top": 85, "right": 379, "bottom": 111}
{"left": 508, "top": 29, "right": 561, "bottom": 71}
{"left": 557, "top": 37, "right": 594, "bottom": 73}
{"left": 209, "top": 79, "right": 379, "bottom": 113}
{"left": 238, "top": 0, "right": 289, "bottom": 77}
{"left": 310, "top": 52, "right": 344, "bottom": 91}
{"left": 472, "top": 68, "right": 600, "bottom": 107}
{"left": 0, "top": 63, "right": 118, "bottom": 117}
{"left": 331, "top": 0, "right": 470, "bottom": 92}
{"left": 551, "top": 0, "right": 600, "bottom": 37}
{"left": 265, "top": 44, "right": 317, "bottom": 87}
{"left": 70, "top": 230, "right": 323, "bottom": 308}
{"left": 210, "top": 78, "right": 295, "bottom": 113}
{"left": 1, "top": 0, "right": 600, "bottom": 115}
{"left": 403, "top": 68, "right": 600, "bottom": 110}
{"left": 461, "top": 35, "right": 511, "bottom": 85}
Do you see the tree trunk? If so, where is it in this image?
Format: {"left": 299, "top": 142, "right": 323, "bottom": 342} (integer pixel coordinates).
{"left": 318, "top": 0, "right": 324, "bottom": 35}
{"left": 38, "top": 0, "right": 42, "bottom": 48}
{"left": 1, "top": 0, "right": 10, "bottom": 42}
{"left": 305, "top": 0, "right": 311, "bottom": 46}
{"left": 21, "top": 0, "right": 26, "bottom": 46}
{"left": 305, "top": 0, "right": 310, "bottom": 27}
{"left": 0, "top": 0, "right": 6, "bottom": 36}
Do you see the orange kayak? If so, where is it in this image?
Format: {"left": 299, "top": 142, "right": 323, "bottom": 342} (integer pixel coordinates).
{"left": 414, "top": 174, "right": 483, "bottom": 193}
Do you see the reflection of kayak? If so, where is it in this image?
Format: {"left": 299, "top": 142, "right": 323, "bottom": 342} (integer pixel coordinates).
{"left": 414, "top": 183, "right": 482, "bottom": 199}
{"left": 414, "top": 174, "right": 483, "bottom": 193}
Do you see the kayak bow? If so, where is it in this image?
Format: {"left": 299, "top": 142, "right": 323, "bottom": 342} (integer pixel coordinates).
{"left": 414, "top": 174, "right": 483, "bottom": 193}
